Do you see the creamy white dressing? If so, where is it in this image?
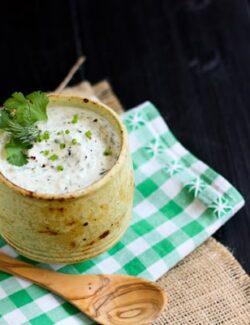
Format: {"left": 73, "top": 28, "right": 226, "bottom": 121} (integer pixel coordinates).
{"left": 0, "top": 106, "right": 121, "bottom": 194}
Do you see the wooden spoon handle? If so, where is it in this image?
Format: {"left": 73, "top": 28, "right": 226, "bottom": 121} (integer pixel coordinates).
{"left": 0, "top": 251, "right": 35, "bottom": 275}
{"left": 0, "top": 251, "right": 100, "bottom": 300}
{"left": 0, "top": 251, "right": 67, "bottom": 288}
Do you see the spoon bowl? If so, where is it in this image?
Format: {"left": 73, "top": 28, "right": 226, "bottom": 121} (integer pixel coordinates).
{"left": 72, "top": 274, "right": 166, "bottom": 324}
{"left": 0, "top": 252, "right": 167, "bottom": 325}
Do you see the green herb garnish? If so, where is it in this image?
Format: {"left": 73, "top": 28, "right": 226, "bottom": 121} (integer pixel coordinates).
{"left": 4, "top": 91, "right": 48, "bottom": 126}
{"left": 37, "top": 130, "right": 50, "bottom": 142}
{"left": 7, "top": 121, "right": 40, "bottom": 145}
{"left": 42, "top": 150, "right": 50, "bottom": 156}
{"left": 57, "top": 165, "right": 64, "bottom": 172}
{"left": 72, "top": 138, "right": 77, "bottom": 145}
{"left": 85, "top": 130, "right": 92, "bottom": 139}
{"left": 72, "top": 114, "right": 78, "bottom": 124}
{"left": 49, "top": 154, "right": 58, "bottom": 161}
{"left": 59, "top": 143, "right": 66, "bottom": 149}
{"left": 42, "top": 131, "right": 50, "bottom": 141}
{"left": 65, "top": 129, "right": 70, "bottom": 134}
{"left": 36, "top": 134, "right": 42, "bottom": 142}
{"left": 103, "top": 147, "right": 112, "bottom": 156}
{"left": 0, "top": 91, "right": 49, "bottom": 166}
{"left": 5, "top": 139, "right": 30, "bottom": 166}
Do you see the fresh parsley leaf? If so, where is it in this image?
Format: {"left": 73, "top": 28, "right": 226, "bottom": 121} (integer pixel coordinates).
{"left": 26, "top": 91, "right": 48, "bottom": 123}
{"left": 3, "top": 91, "right": 48, "bottom": 126}
{"left": 5, "top": 139, "right": 28, "bottom": 166}
{"left": 4, "top": 92, "right": 30, "bottom": 126}
{"left": 1, "top": 91, "right": 49, "bottom": 166}
{"left": 0, "top": 109, "right": 11, "bottom": 129}
{"left": 4, "top": 92, "right": 28, "bottom": 112}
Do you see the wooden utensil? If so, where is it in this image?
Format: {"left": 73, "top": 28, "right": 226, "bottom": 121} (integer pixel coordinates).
{"left": 0, "top": 252, "right": 167, "bottom": 325}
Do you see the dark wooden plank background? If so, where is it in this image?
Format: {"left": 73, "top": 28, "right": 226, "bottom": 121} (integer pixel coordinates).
{"left": 0, "top": 0, "right": 249, "bottom": 274}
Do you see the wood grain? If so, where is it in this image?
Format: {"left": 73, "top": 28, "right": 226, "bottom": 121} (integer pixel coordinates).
{"left": 0, "top": 252, "right": 167, "bottom": 325}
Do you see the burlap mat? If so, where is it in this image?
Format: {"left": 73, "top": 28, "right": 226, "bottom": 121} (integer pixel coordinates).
{"left": 59, "top": 80, "right": 250, "bottom": 324}
{"left": 154, "top": 238, "right": 250, "bottom": 324}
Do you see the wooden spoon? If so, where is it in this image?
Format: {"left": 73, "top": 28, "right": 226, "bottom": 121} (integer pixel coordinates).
{"left": 0, "top": 252, "right": 167, "bottom": 325}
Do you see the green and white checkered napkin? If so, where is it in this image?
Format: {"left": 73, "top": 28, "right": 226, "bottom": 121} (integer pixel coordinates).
{"left": 0, "top": 102, "right": 245, "bottom": 324}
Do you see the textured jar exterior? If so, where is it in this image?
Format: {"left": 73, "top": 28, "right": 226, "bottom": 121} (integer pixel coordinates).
{"left": 0, "top": 96, "right": 134, "bottom": 263}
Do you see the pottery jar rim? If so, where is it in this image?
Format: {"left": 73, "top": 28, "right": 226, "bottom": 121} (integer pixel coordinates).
{"left": 0, "top": 95, "right": 128, "bottom": 201}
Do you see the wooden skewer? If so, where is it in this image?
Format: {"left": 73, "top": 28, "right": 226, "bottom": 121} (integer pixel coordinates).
{"left": 54, "top": 56, "right": 86, "bottom": 93}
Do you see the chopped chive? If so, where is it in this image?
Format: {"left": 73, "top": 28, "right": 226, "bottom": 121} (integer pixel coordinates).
{"left": 85, "top": 130, "right": 92, "bottom": 139}
{"left": 42, "top": 131, "right": 50, "bottom": 141}
{"left": 57, "top": 165, "right": 64, "bottom": 172}
{"left": 36, "top": 131, "right": 50, "bottom": 142}
{"left": 41, "top": 150, "right": 50, "bottom": 156}
{"left": 59, "top": 143, "right": 66, "bottom": 149}
{"left": 65, "top": 129, "right": 70, "bottom": 134}
{"left": 36, "top": 134, "right": 42, "bottom": 142}
{"left": 72, "top": 138, "right": 77, "bottom": 145}
{"left": 72, "top": 114, "right": 79, "bottom": 124}
{"left": 103, "top": 148, "right": 112, "bottom": 156}
{"left": 49, "top": 154, "right": 58, "bottom": 161}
